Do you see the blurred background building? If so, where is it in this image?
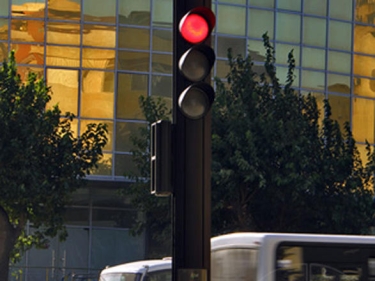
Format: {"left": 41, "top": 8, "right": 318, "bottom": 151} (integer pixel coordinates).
{"left": 1, "top": 0, "right": 375, "bottom": 280}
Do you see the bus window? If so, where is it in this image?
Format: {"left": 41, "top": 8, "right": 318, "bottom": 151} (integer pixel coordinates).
{"left": 211, "top": 248, "right": 258, "bottom": 281}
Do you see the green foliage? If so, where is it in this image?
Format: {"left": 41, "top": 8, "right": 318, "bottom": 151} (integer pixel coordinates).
{"left": 122, "top": 95, "right": 172, "bottom": 257}
{"left": 0, "top": 51, "right": 108, "bottom": 271}
{"left": 211, "top": 34, "right": 374, "bottom": 234}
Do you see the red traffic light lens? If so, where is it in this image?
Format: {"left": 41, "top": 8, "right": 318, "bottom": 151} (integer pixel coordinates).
{"left": 180, "top": 13, "right": 209, "bottom": 44}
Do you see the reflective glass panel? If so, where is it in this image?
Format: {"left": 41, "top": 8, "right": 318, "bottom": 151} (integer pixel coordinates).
{"left": 277, "top": 66, "right": 300, "bottom": 87}
{"left": 46, "top": 68, "right": 79, "bottom": 115}
{"left": 353, "top": 97, "right": 375, "bottom": 143}
{"left": 356, "top": 1, "right": 375, "bottom": 24}
{"left": 119, "top": 0, "right": 150, "bottom": 26}
{"left": 217, "top": 4, "right": 246, "bottom": 36}
{"left": 46, "top": 45, "right": 80, "bottom": 67}
{"left": 118, "top": 26, "right": 150, "bottom": 50}
{"left": 115, "top": 153, "right": 138, "bottom": 176}
{"left": 115, "top": 122, "right": 147, "bottom": 152}
{"left": 151, "top": 74, "right": 172, "bottom": 99}
{"left": 47, "top": 21, "right": 80, "bottom": 45}
{"left": 354, "top": 76, "right": 375, "bottom": 98}
{"left": 329, "top": 0, "right": 353, "bottom": 21}
{"left": 82, "top": 24, "right": 115, "bottom": 48}
{"left": 11, "top": 19, "right": 44, "bottom": 43}
{"left": 353, "top": 54, "right": 375, "bottom": 77}
{"left": 301, "top": 70, "right": 325, "bottom": 91}
{"left": 80, "top": 119, "right": 113, "bottom": 151}
{"left": 0, "top": 0, "right": 9, "bottom": 16}
{"left": 153, "top": 0, "right": 172, "bottom": 27}
{"left": 152, "top": 53, "right": 172, "bottom": 74}
{"left": 118, "top": 50, "right": 149, "bottom": 72}
{"left": 354, "top": 24, "right": 375, "bottom": 55}
{"left": 302, "top": 47, "right": 325, "bottom": 70}
{"left": 249, "top": 0, "right": 274, "bottom": 8}
{"left": 83, "top": 0, "right": 116, "bottom": 23}
{"left": 0, "top": 41, "right": 8, "bottom": 62}
{"left": 0, "top": 19, "right": 8, "bottom": 41}
{"left": 327, "top": 74, "right": 350, "bottom": 94}
{"left": 12, "top": 43, "right": 44, "bottom": 65}
{"left": 215, "top": 59, "right": 230, "bottom": 79}
{"left": 81, "top": 71, "right": 114, "bottom": 119}
{"left": 11, "top": 0, "right": 45, "bottom": 18}
{"left": 64, "top": 207, "right": 89, "bottom": 225}
{"left": 303, "top": 17, "right": 326, "bottom": 47}
{"left": 116, "top": 73, "right": 147, "bottom": 120}
{"left": 82, "top": 48, "right": 115, "bottom": 69}
{"left": 328, "top": 51, "right": 351, "bottom": 74}
{"left": 275, "top": 43, "right": 300, "bottom": 67}
{"left": 248, "top": 9, "right": 274, "bottom": 39}
{"left": 48, "top": 0, "right": 81, "bottom": 21}
{"left": 248, "top": 39, "right": 267, "bottom": 63}
{"left": 92, "top": 208, "right": 137, "bottom": 228}
{"left": 93, "top": 153, "right": 112, "bottom": 176}
{"left": 327, "top": 94, "right": 350, "bottom": 131}
{"left": 152, "top": 28, "right": 172, "bottom": 52}
{"left": 276, "top": 13, "right": 301, "bottom": 43}
{"left": 217, "top": 36, "right": 246, "bottom": 59}
{"left": 304, "top": 0, "right": 327, "bottom": 16}
{"left": 328, "top": 20, "right": 352, "bottom": 51}
{"left": 277, "top": 0, "right": 301, "bottom": 11}
{"left": 17, "top": 65, "right": 43, "bottom": 82}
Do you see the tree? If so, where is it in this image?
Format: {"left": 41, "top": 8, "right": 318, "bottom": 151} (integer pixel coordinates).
{"left": 0, "top": 52, "right": 108, "bottom": 280}
{"left": 122, "top": 95, "right": 172, "bottom": 257}
{"left": 211, "top": 34, "right": 374, "bottom": 235}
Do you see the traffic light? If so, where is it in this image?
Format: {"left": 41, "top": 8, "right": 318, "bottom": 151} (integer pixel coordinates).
{"left": 177, "top": 7, "right": 216, "bottom": 120}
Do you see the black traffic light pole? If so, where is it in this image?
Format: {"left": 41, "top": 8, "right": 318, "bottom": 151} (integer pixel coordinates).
{"left": 172, "top": 1, "right": 212, "bottom": 281}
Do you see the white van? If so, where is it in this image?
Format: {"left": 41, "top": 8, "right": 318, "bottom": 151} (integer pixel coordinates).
{"left": 99, "top": 258, "right": 171, "bottom": 281}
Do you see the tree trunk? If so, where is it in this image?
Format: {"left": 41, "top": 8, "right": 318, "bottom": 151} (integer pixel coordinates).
{"left": 0, "top": 207, "right": 17, "bottom": 281}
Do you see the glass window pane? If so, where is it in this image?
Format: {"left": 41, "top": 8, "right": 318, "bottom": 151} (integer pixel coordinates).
{"left": 277, "top": 0, "right": 301, "bottom": 11}
{"left": 47, "top": 22, "right": 80, "bottom": 45}
{"left": 0, "top": 19, "right": 8, "bottom": 41}
{"left": 82, "top": 24, "right": 115, "bottom": 48}
{"left": 12, "top": 0, "right": 45, "bottom": 18}
{"left": 92, "top": 209, "right": 138, "bottom": 228}
{"left": 116, "top": 122, "right": 147, "bottom": 152}
{"left": 115, "top": 154, "right": 138, "bottom": 176}
{"left": 153, "top": 0, "right": 172, "bottom": 27}
{"left": 354, "top": 24, "right": 375, "bottom": 55}
{"left": 11, "top": 19, "right": 44, "bottom": 43}
{"left": 276, "top": 13, "right": 301, "bottom": 43}
{"left": 303, "top": 17, "right": 326, "bottom": 47}
{"left": 151, "top": 75, "right": 172, "bottom": 111}
{"left": 217, "top": 36, "right": 246, "bottom": 59}
{"left": 327, "top": 74, "right": 350, "bottom": 94}
{"left": 275, "top": 43, "right": 300, "bottom": 67}
{"left": 93, "top": 153, "right": 112, "bottom": 176}
{"left": 11, "top": 43, "right": 44, "bottom": 65}
{"left": 277, "top": 66, "right": 300, "bottom": 87}
{"left": 118, "top": 50, "right": 149, "bottom": 72}
{"left": 354, "top": 76, "right": 375, "bottom": 98}
{"left": 356, "top": 1, "right": 375, "bottom": 24}
{"left": 81, "top": 119, "right": 113, "bottom": 151}
{"left": 64, "top": 207, "right": 89, "bottom": 225}
{"left": 353, "top": 54, "right": 375, "bottom": 77}
{"left": 152, "top": 29, "right": 172, "bottom": 52}
{"left": 248, "top": 9, "right": 274, "bottom": 39}
{"left": 248, "top": 39, "right": 267, "bottom": 63}
{"left": 249, "top": 0, "right": 274, "bottom": 8}
{"left": 328, "top": 51, "right": 351, "bottom": 74}
{"left": 304, "top": 0, "right": 327, "bottom": 16}
{"left": 215, "top": 59, "right": 230, "bottom": 79}
{"left": 17, "top": 65, "right": 43, "bottom": 82}
{"left": 48, "top": 0, "right": 81, "bottom": 21}
{"left": 119, "top": 0, "right": 150, "bottom": 26}
{"left": 217, "top": 5, "right": 246, "bottom": 36}
{"left": 46, "top": 68, "right": 79, "bottom": 115}
{"left": 353, "top": 97, "right": 375, "bottom": 143}
{"left": 327, "top": 94, "right": 350, "bottom": 131}
{"left": 116, "top": 73, "right": 147, "bottom": 119}
{"left": 46, "top": 45, "right": 80, "bottom": 67}
{"left": 152, "top": 53, "right": 172, "bottom": 74}
{"left": 81, "top": 71, "right": 114, "bottom": 118}
{"left": 82, "top": 48, "right": 115, "bottom": 69}
{"left": 0, "top": 41, "right": 8, "bottom": 62}
{"left": 329, "top": 0, "right": 353, "bottom": 21}
{"left": 83, "top": 0, "right": 116, "bottom": 23}
{"left": 301, "top": 70, "right": 325, "bottom": 91}
{"left": 118, "top": 26, "right": 150, "bottom": 50}
{"left": 328, "top": 21, "right": 352, "bottom": 51}
{"left": 302, "top": 47, "right": 325, "bottom": 70}
{"left": 1, "top": 0, "right": 9, "bottom": 16}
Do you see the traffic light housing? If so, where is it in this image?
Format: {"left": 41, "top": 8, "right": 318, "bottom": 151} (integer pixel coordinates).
{"left": 177, "top": 7, "right": 216, "bottom": 120}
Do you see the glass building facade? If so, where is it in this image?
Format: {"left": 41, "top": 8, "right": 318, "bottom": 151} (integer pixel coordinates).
{"left": 1, "top": 0, "right": 375, "bottom": 280}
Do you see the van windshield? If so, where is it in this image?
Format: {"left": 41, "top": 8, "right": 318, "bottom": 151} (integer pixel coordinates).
{"left": 99, "top": 273, "right": 141, "bottom": 281}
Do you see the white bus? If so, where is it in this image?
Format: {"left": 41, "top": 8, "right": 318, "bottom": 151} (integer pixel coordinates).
{"left": 211, "top": 232, "right": 375, "bottom": 281}
{"left": 100, "top": 233, "right": 375, "bottom": 281}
